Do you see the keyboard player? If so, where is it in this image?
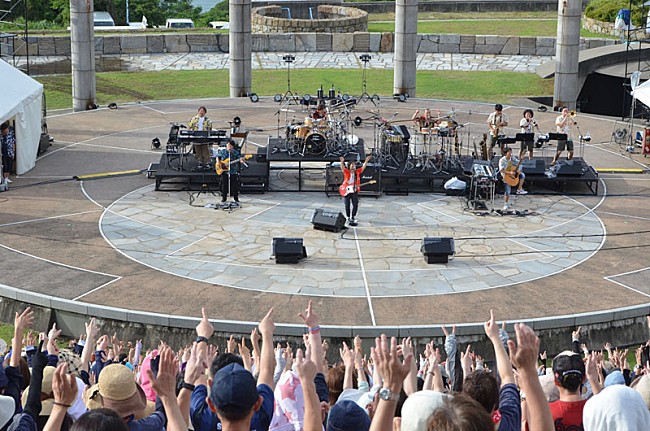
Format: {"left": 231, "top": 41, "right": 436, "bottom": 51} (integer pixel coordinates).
{"left": 188, "top": 106, "right": 213, "bottom": 170}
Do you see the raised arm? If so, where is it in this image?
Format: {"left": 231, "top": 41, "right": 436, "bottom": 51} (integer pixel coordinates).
{"left": 295, "top": 348, "right": 322, "bottom": 431}
{"left": 298, "top": 300, "right": 324, "bottom": 374}
{"left": 11, "top": 308, "right": 34, "bottom": 368}
{"left": 257, "top": 308, "right": 276, "bottom": 388}
{"left": 484, "top": 310, "right": 515, "bottom": 386}
{"left": 508, "top": 323, "right": 553, "bottom": 431}
{"left": 340, "top": 341, "right": 355, "bottom": 390}
{"left": 400, "top": 337, "right": 418, "bottom": 396}
{"left": 149, "top": 346, "right": 186, "bottom": 431}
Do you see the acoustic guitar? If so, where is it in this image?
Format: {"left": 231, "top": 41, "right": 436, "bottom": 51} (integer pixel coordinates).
{"left": 502, "top": 158, "right": 524, "bottom": 187}
{"left": 215, "top": 154, "right": 253, "bottom": 175}
{"left": 339, "top": 180, "right": 377, "bottom": 197}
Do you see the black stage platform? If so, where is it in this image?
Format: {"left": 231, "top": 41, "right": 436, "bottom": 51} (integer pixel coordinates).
{"left": 152, "top": 146, "right": 598, "bottom": 196}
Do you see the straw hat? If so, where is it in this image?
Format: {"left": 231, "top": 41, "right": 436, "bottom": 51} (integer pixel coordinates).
{"left": 84, "top": 364, "right": 152, "bottom": 418}
{"left": 21, "top": 366, "right": 56, "bottom": 416}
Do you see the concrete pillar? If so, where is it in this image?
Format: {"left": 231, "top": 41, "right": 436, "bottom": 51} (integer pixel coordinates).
{"left": 394, "top": 0, "right": 418, "bottom": 98}
{"left": 553, "top": 0, "right": 581, "bottom": 110}
{"left": 70, "top": 0, "right": 96, "bottom": 112}
{"left": 229, "top": 0, "right": 252, "bottom": 98}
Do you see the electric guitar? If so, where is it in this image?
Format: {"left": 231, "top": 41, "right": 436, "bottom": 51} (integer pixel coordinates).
{"left": 215, "top": 154, "right": 253, "bottom": 175}
{"left": 502, "top": 158, "right": 524, "bottom": 187}
{"left": 339, "top": 180, "right": 377, "bottom": 197}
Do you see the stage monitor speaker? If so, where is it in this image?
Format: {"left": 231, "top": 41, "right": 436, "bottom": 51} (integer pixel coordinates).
{"left": 521, "top": 159, "right": 545, "bottom": 175}
{"left": 273, "top": 238, "right": 307, "bottom": 264}
{"left": 311, "top": 209, "right": 346, "bottom": 232}
{"left": 556, "top": 160, "right": 584, "bottom": 176}
{"left": 421, "top": 237, "right": 455, "bottom": 264}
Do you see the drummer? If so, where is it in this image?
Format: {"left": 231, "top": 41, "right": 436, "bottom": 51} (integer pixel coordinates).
{"left": 311, "top": 102, "right": 327, "bottom": 120}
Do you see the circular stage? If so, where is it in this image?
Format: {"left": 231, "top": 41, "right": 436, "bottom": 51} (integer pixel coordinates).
{"left": 1, "top": 97, "right": 649, "bottom": 335}
{"left": 103, "top": 187, "right": 605, "bottom": 300}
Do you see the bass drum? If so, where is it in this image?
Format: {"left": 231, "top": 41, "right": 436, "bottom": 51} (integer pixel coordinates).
{"left": 305, "top": 132, "right": 326, "bottom": 155}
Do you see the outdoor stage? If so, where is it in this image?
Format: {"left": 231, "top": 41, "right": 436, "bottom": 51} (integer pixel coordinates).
{"left": 1, "top": 97, "right": 649, "bottom": 346}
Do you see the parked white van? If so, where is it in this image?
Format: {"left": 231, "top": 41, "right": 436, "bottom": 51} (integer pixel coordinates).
{"left": 94, "top": 12, "right": 115, "bottom": 27}
{"left": 165, "top": 18, "right": 195, "bottom": 29}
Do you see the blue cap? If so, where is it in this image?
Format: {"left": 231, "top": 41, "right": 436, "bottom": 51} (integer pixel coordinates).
{"left": 210, "top": 363, "right": 258, "bottom": 413}
{"left": 327, "top": 400, "right": 371, "bottom": 431}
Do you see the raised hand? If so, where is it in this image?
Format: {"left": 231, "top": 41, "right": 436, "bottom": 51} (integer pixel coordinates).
{"left": 196, "top": 307, "right": 214, "bottom": 339}
{"left": 259, "top": 308, "right": 275, "bottom": 336}
{"left": 373, "top": 334, "right": 412, "bottom": 392}
{"left": 227, "top": 335, "right": 237, "bottom": 354}
{"left": 298, "top": 300, "right": 320, "bottom": 329}
{"left": 184, "top": 343, "right": 208, "bottom": 385}
{"left": 250, "top": 327, "right": 260, "bottom": 346}
{"left": 572, "top": 326, "right": 582, "bottom": 340}
{"left": 340, "top": 341, "right": 354, "bottom": 369}
{"left": 295, "top": 348, "right": 317, "bottom": 383}
{"left": 507, "top": 323, "right": 539, "bottom": 372}
{"left": 14, "top": 307, "right": 34, "bottom": 332}
{"left": 484, "top": 309, "right": 500, "bottom": 341}
{"left": 52, "top": 363, "right": 78, "bottom": 406}
{"left": 85, "top": 318, "right": 100, "bottom": 342}
{"left": 96, "top": 334, "right": 109, "bottom": 351}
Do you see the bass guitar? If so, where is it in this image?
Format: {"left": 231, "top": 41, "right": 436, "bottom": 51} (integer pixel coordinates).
{"left": 339, "top": 180, "right": 377, "bottom": 197}
{"left": 216, "top": 154, "right": 253, "bottom": 175}
{"left": 502, "top": 158, "right": 524, "bottom": 187}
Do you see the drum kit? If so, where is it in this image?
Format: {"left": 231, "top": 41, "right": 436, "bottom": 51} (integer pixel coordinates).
{"left": 373, "top": 111, "right": 466, "bottom": 174}
{"left": 277, "top": 101, "right": 360, "bottom": 158}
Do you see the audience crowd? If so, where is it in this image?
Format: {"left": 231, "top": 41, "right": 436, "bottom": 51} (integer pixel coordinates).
{"left": 0, "top": 303, "right": 649, "bottom": 431}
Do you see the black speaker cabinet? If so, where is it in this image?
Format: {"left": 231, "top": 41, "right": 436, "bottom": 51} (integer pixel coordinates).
{"left": 311, "top": 209, "right": 346, "bottom": 232}
{"left": 359, "top": 164, "right": 381, "bottom": 196}
{"left": 273, "top": 238, "right": 307, "bottom": 264}
{"left": 421, "top": 237, "right": 455, "bottom": 264}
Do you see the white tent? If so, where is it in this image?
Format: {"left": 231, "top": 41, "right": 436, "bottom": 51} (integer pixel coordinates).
{"left": 0, "top": 60, "right": 43, "bottom": 175}
{"left": 632, "top": 79, "right": 650, "bottom": 110}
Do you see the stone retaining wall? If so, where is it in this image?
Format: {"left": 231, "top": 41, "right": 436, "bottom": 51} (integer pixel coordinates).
{"left": 17, "top": 33, "right": 615, "bottom": 57}
{"left": 252, "top": 5, "right": 368, "bottom": 33}
{"left": 583, "top": 16, "right": 619, "bottom": 37}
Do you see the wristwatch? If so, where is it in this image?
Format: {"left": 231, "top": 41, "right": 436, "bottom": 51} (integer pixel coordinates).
{"left": 379, "top": 387, "right": 400, "bottom": 402}
{"left": 195, "top": 336, "right": 209, "bottom": 345}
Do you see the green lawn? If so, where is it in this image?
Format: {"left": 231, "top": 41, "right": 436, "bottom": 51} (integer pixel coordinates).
{"left": 369, "top": 20, "right": 613, "bottom": 38}
{"left": 37, "top": 69, "right": 554, "bottom": 110}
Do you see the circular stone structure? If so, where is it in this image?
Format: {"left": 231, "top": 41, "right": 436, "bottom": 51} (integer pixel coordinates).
{"left": 252, "top": 5, "right": 368, "bottom": 33}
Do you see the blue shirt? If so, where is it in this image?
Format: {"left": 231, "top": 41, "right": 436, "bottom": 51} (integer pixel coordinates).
{"left": 1, "top": 127, "right": 15, "bottom": 158}
{"left": 190, "top": 383, "right": 274, "bottom": 431}
{"left": 217, "top": 147, "right": 242, "bottom": 174}
{"left": 497, "top": 383, "right": 521, "bottom": 431}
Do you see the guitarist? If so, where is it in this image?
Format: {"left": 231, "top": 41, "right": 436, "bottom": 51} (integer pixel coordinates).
{"left": 487, "top": 103, "right": 508, "bottom": 153}
{"left": 339, "top": 155, "right": 372, "bottom": 226}
{"left": 217, "top": 140, "right": 245, "bottom": 204}
{"left": 498, "top": 146, "right": 527, "bottom": 211}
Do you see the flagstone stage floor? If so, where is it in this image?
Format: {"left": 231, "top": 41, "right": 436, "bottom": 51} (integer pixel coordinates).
{"left": 1, "top": 97, "right": 649, "bottom": 333}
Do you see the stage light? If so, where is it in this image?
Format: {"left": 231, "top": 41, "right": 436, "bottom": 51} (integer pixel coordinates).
{"left": 108, "top": 102, "right": 118, "bottom": 109}
{"left": 274, "top": 94, "right": 283, "bottom": 103}
{"left": 354, "top": 116, "right": 363, "bottom": 127}
{"left": 151, "top": 137, "right": 161, "bottom": 149}
{"left": 249, "top": 93, "right": 259, "bottom": 103}
{"left": 233, "top": 116, "right": 242, "bottom": 127}
{"left": 394, "top": 93, "right": 407, "bottom": 103}
{"left": 303, "top": 94, "right": 312, "bottom": 102}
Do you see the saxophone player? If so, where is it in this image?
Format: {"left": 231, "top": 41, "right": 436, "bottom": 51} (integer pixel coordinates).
{"left": 487, "top": 103, "right": 508, "bottom": 152}
{"left": 519, "top": 109, "right": 537, "bottom": 160}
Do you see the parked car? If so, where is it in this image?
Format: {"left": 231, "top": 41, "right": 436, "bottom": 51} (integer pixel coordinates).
{"left": 94, "top": 11, "right": 115, "bottom": 27}
{"left": 165, "top": 18, "right": 195, "bottom": 29}
{"left": 208, "top": 21, "right": 229, "bottom": 29}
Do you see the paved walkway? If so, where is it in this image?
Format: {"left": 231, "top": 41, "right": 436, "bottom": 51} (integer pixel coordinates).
{"left": 21, "top": 52, "right": 552, "bottom": 74}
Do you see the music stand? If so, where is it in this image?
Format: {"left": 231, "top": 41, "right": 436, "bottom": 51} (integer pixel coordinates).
{"left": 548, "top": 133, "right": 567, "bottom": 141}
{"left": 515, "top": 133, "right": 534, "bottom": 142}
{"left": 358, "top": 54, "right": 379, "bottom": 106}
{"left": 276, "top": 55, "right": 301, "bottom": 106}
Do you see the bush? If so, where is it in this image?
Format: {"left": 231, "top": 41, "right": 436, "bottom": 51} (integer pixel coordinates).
{"left": 584, "top": 0, "right": 646, "bottom": 26}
